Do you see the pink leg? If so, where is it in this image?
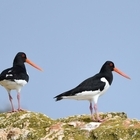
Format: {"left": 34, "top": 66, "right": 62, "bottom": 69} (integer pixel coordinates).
{"left": 94, "top": 104, "right": 106, "bottom": 122}
{"left": 94, "top": 104, "right": 97, "bottom": 114}
{"left": 17, "top": 92, "right": 24, "bottom": 111}
{"left": 8, "top": 93, "right": 16, "bottom": 112}
{"left": 89, "top": 102, "right": 95, "bottom": 120}
{"left": 89, "top": 102, "right": 93, "bottom": 115}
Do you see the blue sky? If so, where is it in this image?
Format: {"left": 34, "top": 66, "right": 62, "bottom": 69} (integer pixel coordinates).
{"left": 0, "top": 1, "right": 139, "bottom": 119}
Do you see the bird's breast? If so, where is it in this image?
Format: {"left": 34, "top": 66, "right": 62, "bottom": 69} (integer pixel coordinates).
{"left": 99, "top": 77, "right": 110, "bottom": 96}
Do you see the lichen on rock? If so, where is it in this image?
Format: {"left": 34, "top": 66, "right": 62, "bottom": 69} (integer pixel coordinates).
{"left": 0, "top": 111, "right": 53, "bottom": 139}
{"left": 0, "top": 111, "right": 140, "bottom": 140}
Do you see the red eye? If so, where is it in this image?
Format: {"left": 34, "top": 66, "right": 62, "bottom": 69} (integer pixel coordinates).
{"left": 109, "top": 63, "right": 113, "bottom": 67}
{"left": 22, "top": 54, "right": 25, "bottom": 58}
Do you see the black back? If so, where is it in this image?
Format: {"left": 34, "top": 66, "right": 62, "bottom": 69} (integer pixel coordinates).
{"left": 54, "top": 61, "right": 115, "bottom": 101}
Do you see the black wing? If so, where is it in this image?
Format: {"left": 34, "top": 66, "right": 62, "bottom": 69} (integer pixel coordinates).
{"left": 0, "top": 68, "right": 14, "bottom": 81}
{"left": 54, "top": 74, "right": 105, "bottom": 101}
{"left": 0, "top": 67, "right": 29, "bottom": 82}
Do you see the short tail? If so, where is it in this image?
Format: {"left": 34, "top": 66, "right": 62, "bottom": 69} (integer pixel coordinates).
{"left": 54, "top": 96, "right": 63, "bottom": 101}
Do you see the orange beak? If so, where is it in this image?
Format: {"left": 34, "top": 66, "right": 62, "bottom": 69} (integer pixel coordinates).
{"left": 113, "top": 67, "right": 130, "bottom": 79}
{"left": 26, "top": 59, "right": 43, "bottom": 71}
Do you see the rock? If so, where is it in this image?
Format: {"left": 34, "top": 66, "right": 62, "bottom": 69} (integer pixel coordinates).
{"left": 0, "top": 111, "right": 140, "bottom": 140}
{"left": 80, "top": 122, "right": 101, "bottom": 131}
{"left": 0, "top": 111, "right": 53, "bottom": 140}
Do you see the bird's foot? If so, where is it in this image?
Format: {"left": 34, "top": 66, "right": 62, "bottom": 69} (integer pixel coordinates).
{"left": 17, "top": 108, "right": 26, "bottom": 112}
{"left": 91, "top": 114, "right": 108, "bottom": 122}
{"left": 97, "top": 117, "right": 108, "bottom": 122}
{"left": 96, "top": 114, "right": 109, "bottom": 122}
{"left": 8, "top": 109, "right": 18, "bottom": 113}
{"left": 91, "top": 116, "right": 96, "bottom": 121}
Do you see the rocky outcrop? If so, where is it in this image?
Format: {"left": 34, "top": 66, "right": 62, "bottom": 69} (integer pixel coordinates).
{"left": 0, "top": 111, "right": 140, "bottom": 140}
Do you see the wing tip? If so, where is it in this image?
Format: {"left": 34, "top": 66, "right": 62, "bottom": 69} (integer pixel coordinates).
{"left": 54, "top": 96, "right": 63, "bottom": 101}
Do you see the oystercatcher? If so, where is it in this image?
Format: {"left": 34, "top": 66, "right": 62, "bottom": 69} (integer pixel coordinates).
{"left": 0, "top": 52, "right": 42, "bottom": 112}
{"left": 54, "top": 61, "right": 130, "bottom": 122}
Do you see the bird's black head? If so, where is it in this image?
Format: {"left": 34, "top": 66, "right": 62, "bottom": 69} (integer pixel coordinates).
{"left": 100, "top": 61, "right": 115, "bottom": 73}
{"left": 13, "top": 52, "right": 42, "bottom": 71}
{"left": 100, "top": 61, "right": 130, "bottom": 79}
{"left": 13, "top": 52, "right": 27, "bottom": 65}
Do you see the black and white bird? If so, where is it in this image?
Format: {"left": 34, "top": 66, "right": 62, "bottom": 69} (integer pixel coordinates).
{"left": 54, "top": 61, "right": 130, "bottom": 122}
{"left": 0, "top": 52, "right": 42, "bottom": 112}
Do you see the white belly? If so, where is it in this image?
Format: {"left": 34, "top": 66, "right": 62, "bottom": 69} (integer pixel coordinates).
{"left": 0, "top": 79, "right": 27, "bottom": 90}
{"left": 62, "top": 77, "right": 110, "bottom": 102}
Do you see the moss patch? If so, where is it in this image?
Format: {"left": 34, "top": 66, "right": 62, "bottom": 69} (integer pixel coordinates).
{"left": 0, "top": 111, "right": 54, "bottom": 139}
{"left": 0, "top": 111, "right": 140, "bottom": 140}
